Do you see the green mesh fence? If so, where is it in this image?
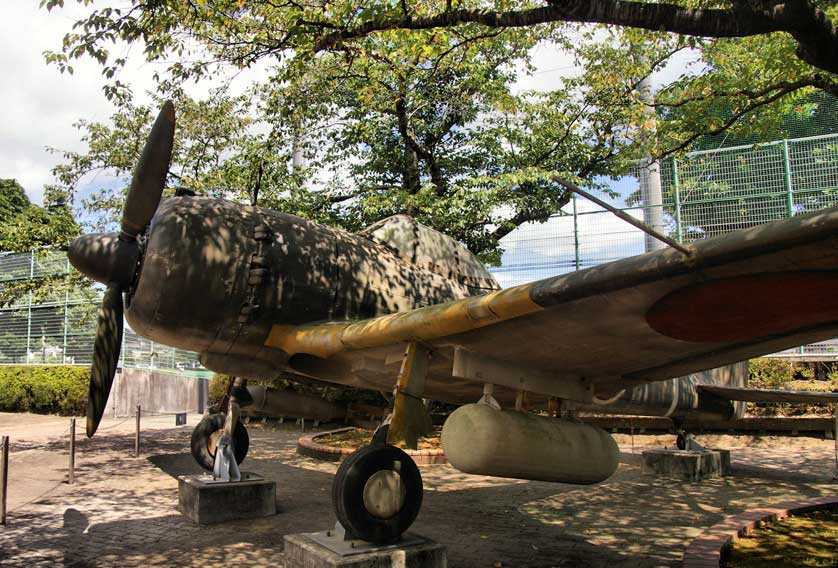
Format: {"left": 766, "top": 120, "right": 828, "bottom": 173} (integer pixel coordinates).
{"left": 493, "top": 133, "right": 838, "bottom": 358}
{"left": 0, "top": 250, "right": 201, "bottom": 368}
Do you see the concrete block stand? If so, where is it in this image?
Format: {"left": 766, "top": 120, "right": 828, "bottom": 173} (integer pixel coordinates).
{"left": 642, "top": 449, "right": 731, "bottom": 481}
{"left": 177, "top": 473, "right": 276, "bottom": 524}
{"left": 284, "top": 532, "right": 447, "bottom": 568}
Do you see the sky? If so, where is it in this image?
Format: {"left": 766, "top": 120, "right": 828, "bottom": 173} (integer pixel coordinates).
{"left": 0, "top": 2, "right": 267, "bottom": 207}
{"left": 0, "top": 3, "right": 149, "bottom": 205}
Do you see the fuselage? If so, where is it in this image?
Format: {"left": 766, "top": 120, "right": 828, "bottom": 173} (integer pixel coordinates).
{"left": 125, "top": 196, "right": 491, "bottom": 369}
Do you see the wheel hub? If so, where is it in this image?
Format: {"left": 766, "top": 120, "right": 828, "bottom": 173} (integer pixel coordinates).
{"left": 208, "top": 429, "right": 222, "bottom": 457}
{"left": 362, "top": 469, "right": 406, "bottom": 519}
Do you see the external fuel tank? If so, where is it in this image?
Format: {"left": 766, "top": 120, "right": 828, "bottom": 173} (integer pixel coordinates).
{"left": 441, "top": 404, "right": 619, "bottom": 484}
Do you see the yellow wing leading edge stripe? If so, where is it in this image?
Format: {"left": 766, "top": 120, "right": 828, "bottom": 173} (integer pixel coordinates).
{"left": 264, "top": 283, "right": 542, "bottom": 358}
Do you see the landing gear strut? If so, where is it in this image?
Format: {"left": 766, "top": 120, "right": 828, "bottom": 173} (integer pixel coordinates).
{"left": 331, "top": 342, "right": 430, "bottom": 544}
{"left": 190, "top": 376, "right": 251, "bottom": 471}
{"left": 675, "top": 430, "right": 706, "bottom": 452}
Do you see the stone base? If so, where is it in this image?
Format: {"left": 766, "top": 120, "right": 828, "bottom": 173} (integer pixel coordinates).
{"left": 284, "top": 532, "right": 447, "bottom": 568}
{"left": 642, "top": 449, "right": 730, "bottom": 481}
{"left": 177, "top": 473, "right": 276, "bottom": 524}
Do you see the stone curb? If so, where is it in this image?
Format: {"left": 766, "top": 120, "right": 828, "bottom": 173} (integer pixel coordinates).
{"left": 682, "top": 495, "right": 838, "bottom": 568}
{"left": 296, "top": 427, "right": 447, "bottom": 465}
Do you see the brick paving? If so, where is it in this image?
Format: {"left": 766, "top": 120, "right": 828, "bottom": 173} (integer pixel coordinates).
{"left": 0, "top": 421, "right": 836, "bottom": 567}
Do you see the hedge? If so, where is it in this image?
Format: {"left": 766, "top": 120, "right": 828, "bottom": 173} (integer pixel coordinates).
{"left": 0, "top": 365, "right": 89, "bottom": 415}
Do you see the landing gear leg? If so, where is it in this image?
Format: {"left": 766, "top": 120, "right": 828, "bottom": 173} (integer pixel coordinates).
{"left": 190, "top": 377, "right": 251, "bottom": 472}
{"left": 331, "top": 342, "right": 430, "bottom": 544}
{"left": 676, "top": 430, "right": 706, "bottom": 451}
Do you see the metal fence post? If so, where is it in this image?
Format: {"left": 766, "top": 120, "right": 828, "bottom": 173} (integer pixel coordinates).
{"left": 25, "top": 253, "right": 34, "bottom": 360}
{"left": 135, "top": 405, "right": 141, "bottom": 457}
{"left": 833, "top": 404, "right": 837, "bottom": 480}
{"left": 1, "top": 435, "right": 8, "bottom": 525}
{"left": 68, "top": 418, "right": 75, "bottom": 484}
{"left": 572, "top": 193, "right": 580, "bottom": 271}
{"left": 782, "top": 139, "right": 794, "bottom": 217}
{"left": 672, "top": 157, "right": 683, "bottom": 242}
{"left": 62, "top": 258, "right": 70, "bottom": 364}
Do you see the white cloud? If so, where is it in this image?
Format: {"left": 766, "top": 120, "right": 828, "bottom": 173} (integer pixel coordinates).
{"left": 0, "top": 3, "right": 272, "bottom": 207}
{"left": 0, "top": 3, "right": 160, "bottom": 204}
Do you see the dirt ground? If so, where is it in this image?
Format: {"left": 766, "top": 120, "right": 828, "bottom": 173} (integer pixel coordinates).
{"left": 0, "top": 413, "right": 836, "bottom": 567}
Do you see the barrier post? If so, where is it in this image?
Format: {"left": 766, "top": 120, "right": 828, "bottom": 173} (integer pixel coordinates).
{"left": 68, "top": 418, "right": 76, "bottom": 484}
{"left": 1, "top": 435, "right": 8, "bottom": 525}
{"left": 135, "top": 405, "right": 141, "bottom": 457}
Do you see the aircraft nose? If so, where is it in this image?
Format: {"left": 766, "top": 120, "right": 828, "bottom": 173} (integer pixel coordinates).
{"left": 68, "top": 233, "right": 140, "bottom": 286}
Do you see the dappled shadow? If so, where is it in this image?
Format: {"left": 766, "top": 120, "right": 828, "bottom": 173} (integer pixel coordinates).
{"left": 2, "top": 427, "right": 837, "bottom": 567}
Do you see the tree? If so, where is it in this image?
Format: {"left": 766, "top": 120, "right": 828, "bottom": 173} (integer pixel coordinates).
{"left": 41, "top": 0, "right": 838, "bottom": 77}
{"left": 0, "top": 179, "right": 30, "bottom": 222}
{"left": 48, "top": 23, "right": 661, "bottom": 262}
{"left": 0, "top": 179, "right": 82, "bottom": 307}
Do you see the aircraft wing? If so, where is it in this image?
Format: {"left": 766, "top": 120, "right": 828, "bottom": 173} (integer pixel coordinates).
{"left": 266, "top": 206, "right": 838, "bottom": 404}
{"left": 699, "top": 385, "right": 838, "bottom": 405}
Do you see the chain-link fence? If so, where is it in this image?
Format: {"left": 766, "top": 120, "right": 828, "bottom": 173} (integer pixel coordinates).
{"left": 493, "top": 133, "right": 838, "bottom": 358}
{"left": 0, "top": 250, "right": 202, "bottom": 369}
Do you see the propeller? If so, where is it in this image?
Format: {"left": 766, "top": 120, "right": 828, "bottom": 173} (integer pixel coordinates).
{"left": 67, "top": 101, "right": 175, "bottom": 437}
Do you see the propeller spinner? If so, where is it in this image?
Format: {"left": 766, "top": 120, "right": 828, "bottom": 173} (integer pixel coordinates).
{"left": 68, "top": 101, "right": 175, "bottom": 437}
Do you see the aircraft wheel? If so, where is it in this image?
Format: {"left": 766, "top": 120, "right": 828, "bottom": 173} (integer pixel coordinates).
{"left": 676, "top": 433, "right": 687, "bottom": 450}
{"left": 332, "top": 444, "right": 423, "bottom": 544}
{"left": 190, "top": 413, "right": 249, "bottom": 471}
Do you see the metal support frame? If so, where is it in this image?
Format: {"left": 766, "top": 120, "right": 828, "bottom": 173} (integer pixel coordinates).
{"left": 453, "top": 347, "right": 594, "bottom": 404}
{"left": 553, "top": 177, "right": 693, "bottom": 257}
{"left": 386, "top": 342, "right": 433, "bottom": 449}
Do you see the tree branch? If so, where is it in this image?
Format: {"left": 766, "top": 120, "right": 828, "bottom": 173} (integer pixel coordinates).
{"left": 313, "top": 0, "right": 838, "bottom": 73}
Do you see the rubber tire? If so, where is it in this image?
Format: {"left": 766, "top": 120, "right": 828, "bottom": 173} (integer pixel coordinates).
{"left": 190, "top": 413, "right": 249, "bottom": 471}
{"left": 332, "top": 444, "right": 423, "bottom": 544}
{"left": 676, "top": 433, "right": 687, "bottom": 450}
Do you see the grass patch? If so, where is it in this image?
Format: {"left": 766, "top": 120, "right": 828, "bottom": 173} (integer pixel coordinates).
{"left": 724, "top": 509, "right": 838, "bottom": 568}
{"left": 317, "top": 427, "right": 443, "bottom": 451}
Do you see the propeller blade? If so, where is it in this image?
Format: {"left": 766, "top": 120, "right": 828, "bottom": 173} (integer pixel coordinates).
{"left": 86, "top": 284, "right": 124, "bottom": 437}
{"left": 121, "top": 100, "right": 176, "bottom": 238}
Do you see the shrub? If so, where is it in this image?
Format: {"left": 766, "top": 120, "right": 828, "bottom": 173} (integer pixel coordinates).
{"left": 0, "top": 366, "right": 88, "bottom": 415}
{"left": 747, "top": 358, "right": 836, "bottom": 417}
{"left": 748, "top": 358, "right": 796, "bottom": 389}
{"left": 209, "top": 373, "right": 231, "bottom": 405}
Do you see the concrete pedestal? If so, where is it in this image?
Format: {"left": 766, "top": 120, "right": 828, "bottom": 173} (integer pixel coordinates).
{"left": 177, "top": 473, "right": 276, "bottom": 524}
{"left": 284, "top": 531, "right": 447, "bottom": 568}
{"left": 642, "top": 449, "right": 730, "bottom": 481}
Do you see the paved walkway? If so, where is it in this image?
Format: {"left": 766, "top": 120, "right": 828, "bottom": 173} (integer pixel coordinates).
{"left": 0, "top": 417, "right": 836, "bottom": 567}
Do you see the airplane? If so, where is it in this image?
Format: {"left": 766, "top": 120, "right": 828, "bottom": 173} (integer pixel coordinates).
{"left": 68, "top": 102, "right": 838, "bottom": 545}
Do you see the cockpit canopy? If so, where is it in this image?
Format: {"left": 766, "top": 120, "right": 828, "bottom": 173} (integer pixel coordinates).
{"left": 360, "top": 215, "right": 500, "bottom": 291}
